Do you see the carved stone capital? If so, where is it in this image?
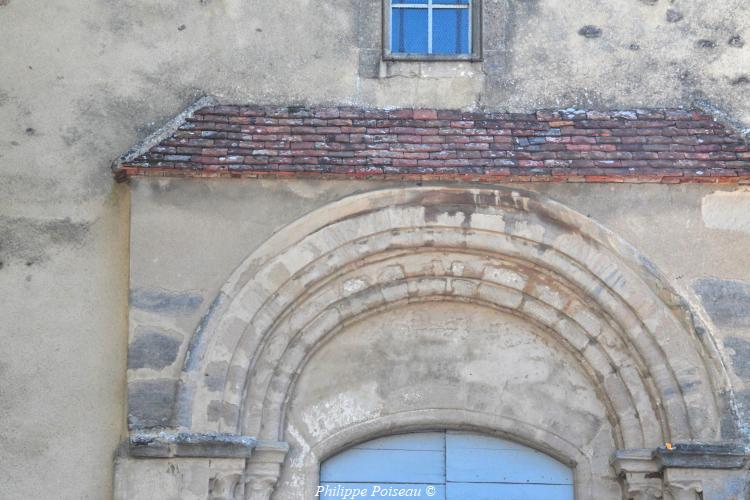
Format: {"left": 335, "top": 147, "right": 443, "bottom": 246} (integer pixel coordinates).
{"left": 210, "top": 471, "right": 244, "bottom": 500}
{"left": 623, "top": 472, "right": 664, "bottom": 500}
{"left": 209, "top": 459, "right": 248, "bottom": 500}
{"left": 243, "top": 441, "right": 289, "bottom": 500}
{"left": 612, "top": 449, "right": 663, "bottom": 500}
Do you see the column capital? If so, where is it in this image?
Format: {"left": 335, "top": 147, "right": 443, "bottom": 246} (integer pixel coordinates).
{"left": 243, "top": 441, "right": 290, "bottom": 500}
{"left": 612, "top": 448, "right": 663, "bottom": 500}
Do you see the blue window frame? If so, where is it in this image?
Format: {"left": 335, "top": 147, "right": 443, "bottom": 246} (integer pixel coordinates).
{"left": 387, "top": 0, "right": 480, "bottom": 59}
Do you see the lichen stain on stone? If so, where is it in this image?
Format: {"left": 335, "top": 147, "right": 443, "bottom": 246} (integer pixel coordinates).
{"left": 129, "top": 287, "right": 204, "bottom": 315}
{"left": 302, "top": 387, "right": 383, "bottom": 440}
{"left": 0, "top": 216, "right": 90, "bottom": 263}
{"left": 0, "top": 0, "right": 9, "bottom": 6}
{"left": 728, "top": 35, "right": 745, "bottom": 48}
{"left": 578, "top": 25, "right": 603, "bottom": 38}
{"left": 666, "top": 9, "right": 684, "bottom": 23}
{"left": 696, "top": 39, "right": 717, "bottom": 49}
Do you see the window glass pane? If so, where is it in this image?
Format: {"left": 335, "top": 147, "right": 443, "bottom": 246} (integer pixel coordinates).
{"left": 432, "top": 8, "right": 469, "bottom": 54}
{"left": 391, "top": 8, "right": 429, "bottom": 53}
{"left": 433, "top": 0, "right": 469, "bottom": 4}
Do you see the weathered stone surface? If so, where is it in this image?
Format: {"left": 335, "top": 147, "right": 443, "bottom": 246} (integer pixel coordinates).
{"left": 702, "top": 190, "right": 750, "bottom": 234}
{"left": 129, "top": 432, "right": 257, "bottom": 458}
{"left": 128, "top": 379, "right": 178, "bottom": 429}
{"left": 128, "top": 329, "right": 182, "bottom": 370}
{"left": 130, "top": 288, "right": 203, "bottom": 315}
{"left": 655, "top": 443, "right": 748, "bottom": 469}
{"left": 723, "top": 337, "right": 750, "bottom": 379}
{"left": 694, "top": 278, "right": 750, "bottom": 328}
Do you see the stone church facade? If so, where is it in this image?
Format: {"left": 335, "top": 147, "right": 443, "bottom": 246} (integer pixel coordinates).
{"left": 1, "top": 1, "right": 750, "bottom": 500}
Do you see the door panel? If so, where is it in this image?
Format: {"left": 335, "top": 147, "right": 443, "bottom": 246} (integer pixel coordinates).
{"left": 319, "top": 431, "right": 574, "bottom": 499}
{"left": 446, "top": 431, "right": 573, "bottom": 485}
{"left": 320, "top": 432, "right": 445, "bottom": 484}
{"left": 320, "top": 483, "right": 446, "bottom": 500}
{"left": 446, "top": 482, "right": 575, "bottom": 500}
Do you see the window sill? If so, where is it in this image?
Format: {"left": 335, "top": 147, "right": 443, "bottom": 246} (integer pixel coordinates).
{"left": 383, "top": 53, "right": 483, "bottom": 63}
{"left": 377, "top": 58, "right": 484, "bottom": 79}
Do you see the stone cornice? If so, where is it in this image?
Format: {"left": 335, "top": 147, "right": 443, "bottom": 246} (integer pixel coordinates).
{"left": 129, "top": 431, "right": 259, "bottom": 458}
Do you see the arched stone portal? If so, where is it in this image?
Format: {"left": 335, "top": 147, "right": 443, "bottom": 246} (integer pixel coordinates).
{"left": 127, "top": 186, "right": 742, "bottom": 500}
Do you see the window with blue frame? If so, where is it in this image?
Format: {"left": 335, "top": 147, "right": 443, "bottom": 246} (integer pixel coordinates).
{"left": 387, "top": 0, "right": 480, "bottom": 59}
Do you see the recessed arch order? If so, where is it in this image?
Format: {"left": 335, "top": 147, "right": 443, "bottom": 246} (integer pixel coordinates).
{"left": 176, "top": 186, "right": 731, "bottom": 460}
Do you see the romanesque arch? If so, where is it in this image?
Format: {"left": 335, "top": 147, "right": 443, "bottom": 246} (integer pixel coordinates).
{"left": 173, "top": 186, "right": 735, "bottom": 499}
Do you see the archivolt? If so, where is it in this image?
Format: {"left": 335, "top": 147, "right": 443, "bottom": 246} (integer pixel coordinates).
{"left": 176, "top": 187, "right": 728, "bottom": 450}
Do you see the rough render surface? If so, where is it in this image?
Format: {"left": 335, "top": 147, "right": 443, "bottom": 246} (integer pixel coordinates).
{"left": 2, "top": 0, "right": 750, "bottom": 498}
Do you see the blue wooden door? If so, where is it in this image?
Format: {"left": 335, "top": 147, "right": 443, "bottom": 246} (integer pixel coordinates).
{"left": 319, "top": 431, "right": 574, "bottom": 499}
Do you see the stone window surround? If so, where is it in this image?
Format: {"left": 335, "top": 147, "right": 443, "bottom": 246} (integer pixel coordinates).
{"left": 358, "top": 0, "right": 503, "bottom": 78}
{"left": 382, "top": 0, "right": 483, "bottom": 62}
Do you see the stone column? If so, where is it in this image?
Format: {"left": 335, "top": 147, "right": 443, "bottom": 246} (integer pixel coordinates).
{"left": 243, "top": 441, "right": 289, "bottom": 500}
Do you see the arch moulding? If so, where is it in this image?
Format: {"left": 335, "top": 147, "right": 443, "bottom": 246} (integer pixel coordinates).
{"left": 153, "top": 186, "right": 741, "bottom": 500}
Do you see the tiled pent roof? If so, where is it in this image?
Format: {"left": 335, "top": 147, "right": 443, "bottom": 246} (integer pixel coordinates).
{"left": 114, "top": 104, "right": 750, "bottom": 184}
